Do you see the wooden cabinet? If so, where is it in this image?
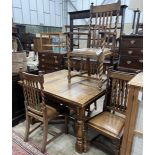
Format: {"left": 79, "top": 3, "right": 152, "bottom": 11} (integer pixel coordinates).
{"left": 12, "top": 73, "right": 25, "bottom": 126}
{"left": 38, "top": 51, "right": 67, "bottom": 73}
{"left": 119, "top": 35, "right": 143, "bottom": 70}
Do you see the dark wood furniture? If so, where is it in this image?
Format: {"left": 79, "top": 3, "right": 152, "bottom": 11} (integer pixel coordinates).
{"left": 121, "top": 72, "right": 143, "bottom": 155}
{"left": 19, "top": 70, "right": 107, "bottom": 153}
{"left": 119, "top": 35, "right": 143, "bottom": 71}
{"left": 12, "top": 73, "right": 25, "bottom": 127}
{"left": 87, "top": 69, "right": 135, "bottom": 155}
{"left": 19, "top": 70, "right": 68, "bottom": 153}
{"left": 38, "top": 51, "right": 67, "bottom": 73}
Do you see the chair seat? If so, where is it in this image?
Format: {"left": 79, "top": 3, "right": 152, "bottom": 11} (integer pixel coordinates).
{"left": 88, "top": 112, "right": 125, "bottom": 138}
{"left": 70, "top": 48, "right": 111, "bottom": 59}
{"left": 46, "top": 105, "right": 59, "bottom": 120}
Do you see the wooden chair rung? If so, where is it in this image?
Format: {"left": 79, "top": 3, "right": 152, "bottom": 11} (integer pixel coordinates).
{"left": 29, "top": 122, "right": 42, "bottom": 135}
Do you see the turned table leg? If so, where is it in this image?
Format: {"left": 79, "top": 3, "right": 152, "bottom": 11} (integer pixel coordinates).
{"left": 75, "top": 107, "right": 88, "bottom": 153}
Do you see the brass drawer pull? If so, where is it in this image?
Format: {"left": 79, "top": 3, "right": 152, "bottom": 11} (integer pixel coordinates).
{"left": 128, "top": 50, "right": 133, "bottom": 54}
{"left": 139, "top": 59, "right": 143, "bottom": 63}
{"left": 130, "top": 40, "right": 135, "bottom": 44}
{"left": 126, "top": 61, "right": 132, "bottom": 64}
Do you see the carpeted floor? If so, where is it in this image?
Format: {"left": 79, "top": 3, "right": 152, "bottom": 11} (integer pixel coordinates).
{"left": 13, "top": 97, "right": 109, "bottom": 155}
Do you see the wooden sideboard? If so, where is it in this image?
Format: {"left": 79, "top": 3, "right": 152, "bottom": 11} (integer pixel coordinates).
{"left": 119, "top": 35, "right": 143, "bottom": 71}
{"left": 12, "top": 73, "right": 25, "bottom": 126}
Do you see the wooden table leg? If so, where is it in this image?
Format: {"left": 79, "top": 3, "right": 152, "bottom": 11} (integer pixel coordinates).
{"left": 75, "top": 107, "right": 88, "bottom": 153}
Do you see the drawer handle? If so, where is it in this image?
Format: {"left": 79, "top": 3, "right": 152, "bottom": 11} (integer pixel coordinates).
{"left": 141, "top": 49, "right": 143, "bottom": 53}
{"left": 130, "top": 40, "right": 135, "bottom": 44}
{"left": 126, "top": 61, "right": 132, "bottom": 64}
{"left": 128, "top": 50, "right": 133, "bottom": 54}
{"left": 139, "top": 59, "right": 143, "bottom": 63}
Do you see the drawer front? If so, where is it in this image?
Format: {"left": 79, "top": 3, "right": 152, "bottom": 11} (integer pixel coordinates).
{"left": 121, "top": 38, "right": 143, "bottom": 48}
{"left": 119, "top": 56, "right": 143, "bottom": 70}
{"left": 120, "top": 48, "right": 143, "bottom": 57}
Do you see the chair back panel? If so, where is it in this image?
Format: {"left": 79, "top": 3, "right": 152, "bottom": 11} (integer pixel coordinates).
{"left": 104, "top": 70, "right": 135, "bottom": 115}
{"left": 89, "top": 0, "right": 121, "bottom": 49}
{"left": 20, "top": 72, "right": 45, "bottom": 113}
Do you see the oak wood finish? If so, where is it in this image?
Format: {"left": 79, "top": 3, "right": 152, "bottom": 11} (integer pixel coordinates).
{"left": 39, "top": 32, "right": 67, "bottom": 52}
{"left": 66, "top": 1, "right": 121, "bottom": 90}
{"left": 19, "top": 70, "right": 68, "bottom": 153}
{"left": 19, "top": 70, "right": 107, "bottom": 153}
{"left": 68, "top": 5, "right": 127, "bottom": 51}
{"left": 120, "top": 72, "right": 143, "bottom": 155}
{"left": 87, "top": 69, "right": 135, "bottom": 155}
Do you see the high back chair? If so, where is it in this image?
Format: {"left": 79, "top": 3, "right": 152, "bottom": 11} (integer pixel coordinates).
{"left": 66, "top": 1, "right": 121, "bottom": 90}
{"left": 87, "top": 69, "right": 135, "bottom": 155}
{"left": 19, "top": 69, "right": 68, "bottom": 153}
{"left": 88, "top": 0, "right": 120, "bottom": 50}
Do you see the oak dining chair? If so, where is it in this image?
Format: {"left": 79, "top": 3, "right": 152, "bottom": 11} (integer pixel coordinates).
{"left": 87, "top": 69, "right": 135, "bottom": 155}
{"left": 19, "top": 69, "right": 68, "bottom": 153}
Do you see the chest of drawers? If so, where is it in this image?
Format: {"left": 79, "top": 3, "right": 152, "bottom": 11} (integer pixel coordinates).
{"left": 119, "top": 35, "right": 143, "bottom": 70}
{"left": 38, "top": 51, "right": 67, "bottom": 73}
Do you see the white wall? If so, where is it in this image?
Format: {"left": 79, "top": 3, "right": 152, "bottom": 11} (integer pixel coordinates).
{"left": 12, "top": 0, "right": 143, "bottom": 29}
{"left": 12, "top": 0, "right": 64, "bottom": 27}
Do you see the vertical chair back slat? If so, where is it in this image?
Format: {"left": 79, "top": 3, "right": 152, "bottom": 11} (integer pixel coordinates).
{"left": 89, "top": 1, "right": 121, "bottom": 50}
{"left": 104, "top": 70, "right": 135, "bottom": 115}
{"left": 20, "top": 71, "right": 45, "bottom": 114}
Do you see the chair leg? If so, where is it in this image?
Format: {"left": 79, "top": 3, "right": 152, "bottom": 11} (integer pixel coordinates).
{"left": 87, "top": 106, "right": 91, "bottom": 117}
{"left": 41, "top": 120, "right": 48, "bottom": 153}
{"left": 113, "top": 139, "right": 121, "bottom": 155}
{"left": 64, "top": 114, "right": 68, "bottom": 134}
{"left": 94, "top": 101, "right": 97, "bottom": 110}
{"left": 24, "top": 115, "right": 30, "bottom": 142}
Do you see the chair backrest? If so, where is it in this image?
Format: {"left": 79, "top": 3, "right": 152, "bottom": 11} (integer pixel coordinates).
{"left": 19, "top": 70, "right": 46, "bottom": 115}
{"left": 103, "top": 69, "right": 135, "bottom": 115}
{"left": 88, "top": 0, "right": 121, "bottom": 49}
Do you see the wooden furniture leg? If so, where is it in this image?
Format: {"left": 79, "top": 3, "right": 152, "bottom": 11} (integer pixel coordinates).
{"left": 75, "top": 107, "right": 87, "bottom": 153}
{"left": 24, "top": 115, "right": 30, "bottom": 142}
{"left": 41, "top": 118, "right": 48, "bottom": 153}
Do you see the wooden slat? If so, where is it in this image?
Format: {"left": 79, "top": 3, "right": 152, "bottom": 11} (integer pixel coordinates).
{"left": 92, "top": 2, "right": 120, "bottom": 13}
{"left": 134, "top": 130, "right": 143, "bottom": 137}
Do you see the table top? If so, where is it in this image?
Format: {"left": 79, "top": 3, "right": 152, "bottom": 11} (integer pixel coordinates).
{"left": 43, "top": 70, "right": 106, "bottom": 107}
